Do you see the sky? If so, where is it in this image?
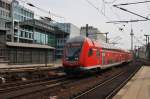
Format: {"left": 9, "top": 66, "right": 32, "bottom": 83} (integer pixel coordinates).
{"left": 17, "top": 0, "right": 150, "bottom": 50}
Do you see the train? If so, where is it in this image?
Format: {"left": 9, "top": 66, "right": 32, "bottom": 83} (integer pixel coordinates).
{"left": 62, "top": 36, "right": 132, "bottom": 74}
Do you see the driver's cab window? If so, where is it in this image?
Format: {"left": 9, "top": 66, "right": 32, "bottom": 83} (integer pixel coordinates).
{"left": 88, "top": 48, "right": 93, "bottom": 57}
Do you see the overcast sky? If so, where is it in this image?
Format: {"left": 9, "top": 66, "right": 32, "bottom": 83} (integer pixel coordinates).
{"left": 18, "top": 0, "right": 150, "bottom": 50}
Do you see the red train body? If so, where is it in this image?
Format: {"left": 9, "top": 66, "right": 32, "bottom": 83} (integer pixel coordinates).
{"left": 63, "top": 36, "right": 132, "bottom": 74}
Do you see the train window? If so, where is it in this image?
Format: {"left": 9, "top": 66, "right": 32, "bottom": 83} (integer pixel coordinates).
{"left": 88, "top": 48, "right": 93, "bottom": 57}
{"left": 96, "top": 50, "right": 100, "bottom": 57}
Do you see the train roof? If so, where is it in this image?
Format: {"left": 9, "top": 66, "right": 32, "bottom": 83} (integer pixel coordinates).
{"left": 101, "top": 42, "right": 120, "bottom": 50}
{"left": 66, "top": 36, "right": 129, "bottom": 52}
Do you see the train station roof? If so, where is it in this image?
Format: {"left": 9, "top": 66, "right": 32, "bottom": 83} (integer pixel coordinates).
{"left": 6, "top": 42, "right": 55, "bottom": 50}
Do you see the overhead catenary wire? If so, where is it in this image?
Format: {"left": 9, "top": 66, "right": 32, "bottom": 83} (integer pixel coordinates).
{"left": 104, "top": 0, "right": 150, "bottom": 24}
{"left": 103, "top": 0, "right": 118, "bottom": 4}
{"left": 85, "top": 0, "right": 114, "bottom": 20}
{"left": 112, "top": 0, "right": 150, "bottom": 21}
{"left": 85, "top": 0, "right": 123, "bottom": 29}
{"left": 106, "top": 19, "right": 148, "bottom": 23}
{"left": 114, "top": 0, "right": 150, "bottom": 6}
{"left": 109, "top": 6, "right": 121, "bottom": 20}
{"left": 113, "top": 5, "right": 150, "bottom": 21}
{"left": 85, "top": 0, "right": 128, "bottom": 43}
{"left": 85, "top": 0, "right": 129, "bottom": 48}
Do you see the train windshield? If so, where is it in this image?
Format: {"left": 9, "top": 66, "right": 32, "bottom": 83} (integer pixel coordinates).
{"left": 65, "top": 43, "right": 82, "bottom": 61}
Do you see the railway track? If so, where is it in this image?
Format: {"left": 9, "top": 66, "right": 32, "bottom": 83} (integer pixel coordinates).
{"left": 0, "top": 76, "right": 74, "bottom": 99}
{"left": 72, "top": 71, "right": 126, "bottom": 99}
{"left": 0, "top": 61, "right": 142, "bottom": 99}
{"left": 105, "top": 65, "right": 141, "bottom": 99}
{"left": 38, "top": 64, "right": 131, "bottom": 99}
{"left": 71, "top": 62, "right": 142, "bottom": 99}
{"left": 0, "top": 78, "right": 49, "bottom": 89}
{"left": 0, "top": 68, "right": 120, "bottom": 99}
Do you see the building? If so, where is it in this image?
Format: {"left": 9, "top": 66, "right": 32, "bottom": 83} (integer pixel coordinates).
{"left": 0, "top": 0, "right": 55, "bottom": 67}
{"left": 80, "top": 26, "right": 106, "bottom": 42}
{"left": 0, "top": 0, "right": 79, "bottom": 67}
{"left": 11, "top": 0, "right": 34, "bottom": 43}
{"left": 55, "top": 23, "right": 80, "bottom": 38}
{"left": 53, "top": 23, "right": 80, "bottom": 58}
{"left": 19, "top": 19, "right": 56, "bottom": 47}
{"left": 0, "top": 0, "right": 11, "bottom": 46}
{"left": 0, "top": 0, "right": 11, "bottom": 30}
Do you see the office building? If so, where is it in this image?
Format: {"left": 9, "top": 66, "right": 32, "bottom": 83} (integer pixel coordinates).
{"left": 53, "top": 23, "right": 80, "bottom": 58}
{"left": 80, "top": 26, "right": 106, "bottom": 42}
{"left": 0, "top": 0, "right": 55, "bottom": 67}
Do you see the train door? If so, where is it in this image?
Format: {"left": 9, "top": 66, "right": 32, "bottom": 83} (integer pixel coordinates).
{"left": 96, "top": 49, "right": 100, "bottom": 65}
{"left": 102, "top": 51, "right": 105, "bottom": 65}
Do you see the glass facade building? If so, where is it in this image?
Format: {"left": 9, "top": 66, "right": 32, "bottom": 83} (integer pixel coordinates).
{"left": 11, "top": 0, "right": 34, "bottom": 42}
{"left": 13, "top": 3, "right": 34, "bottom": 22}
{"left": 34, "top": 31, "right": 48, "bottom": 45}
{"left": 0, "top": 0, "right": 56, "bottom": 66}
{"left": 19, "top": 19, "right": 56, "bottom": 47}
{"left": 0, "top": 0, "right": 11, "bottom": 30}
{"left": 11, "top": 1, "right": 56, "bottom": 47}
{"left": 53, "top": 22, "right": 80, "bottom": 58}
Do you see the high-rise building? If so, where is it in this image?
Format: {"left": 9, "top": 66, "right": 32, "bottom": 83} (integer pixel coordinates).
{"left": 80, "top": 26, "right": 106, "bottom": 42}
{"left": 0, "top": 0, "right": 56, "bottom": 67}
{"left": 0, "top": 0, "right": 78, "bottom": 66}
{"left": 0, "top": 0, "right": 11, "bottom": 47}
{"left": 53, "top": 22, "right": 80, "bottom": 58}
{"left": 55, "top": 23, "right": 80, "bottom": 38}
{"left": 10, "top": 0, "right": 34, "bottom": 42}
{"left": 0, "top": 0, "right": 11, "bottom": 30}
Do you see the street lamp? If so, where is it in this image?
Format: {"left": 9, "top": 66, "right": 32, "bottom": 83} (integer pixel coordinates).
{"left": 144, "top": 34, "right": 150, "bottom": 46}
{"left": 144, "top": 34, "right": 150, "bottom": 59}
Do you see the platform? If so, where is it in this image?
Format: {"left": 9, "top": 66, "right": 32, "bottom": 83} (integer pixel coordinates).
{"left": 113, "top": 66, "right": 150, "bottom": 99}
{"left": 0, "top": 63, "right": 62, "bottom": 73}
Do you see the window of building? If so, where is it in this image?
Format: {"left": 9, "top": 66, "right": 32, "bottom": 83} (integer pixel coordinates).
{"left": 1, "top": 2, "right": 4, "bottom": 9}
{"left": 20, "top": 31, "right": 24, "bottom": 37}
{"left": 21, "top": 16, "right": 23, "bottom": 21}
{"left": 6, "top": 3, "right": 10, "bottom": 10}
{"left": 0, "top": 1, "right": 2, "bottom": 7}
{"left": 29, "top": 33, "right": 32, "bottom": 39}
{"left": 25, "top": 32, "right": 28, "bottom": 38}
{"left": 2, "top": 10, "right": 4, "bottom": 16}
{"left": 0, "top": 10, "right": 2, "bottom": 16}
{"left": 21, "top": 8, "right": 23, "bottom": 14}
{"left": 34, "top": 32, "right": 48, "bottom": 45}
{"left": 14, "top": 32, "right": 18, "bottom": 36}
{"left": 24, "top": 17, "right": 26, "bottom": 21}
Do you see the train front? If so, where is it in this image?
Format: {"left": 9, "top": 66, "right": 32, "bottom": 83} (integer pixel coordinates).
{"left": 62, "top": 36, "right": 85, "bottom": 74}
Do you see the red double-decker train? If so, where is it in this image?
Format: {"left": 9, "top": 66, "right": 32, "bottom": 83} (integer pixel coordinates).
{"left": 62, "top": 36, "right": 132, "bottom": 74}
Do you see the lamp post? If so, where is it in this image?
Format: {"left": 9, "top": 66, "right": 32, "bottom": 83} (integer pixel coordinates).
{"left": 130, "top": 28, "right": 134, "bottom": 51}
{"left": 144, "top": 34, "right": 150, "bottom": 59}
{"left": 86, "top": 24, "right": 88, "bottom": 37}
{"left": 144, "top": 34, "right": 150, "bottom": 46}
